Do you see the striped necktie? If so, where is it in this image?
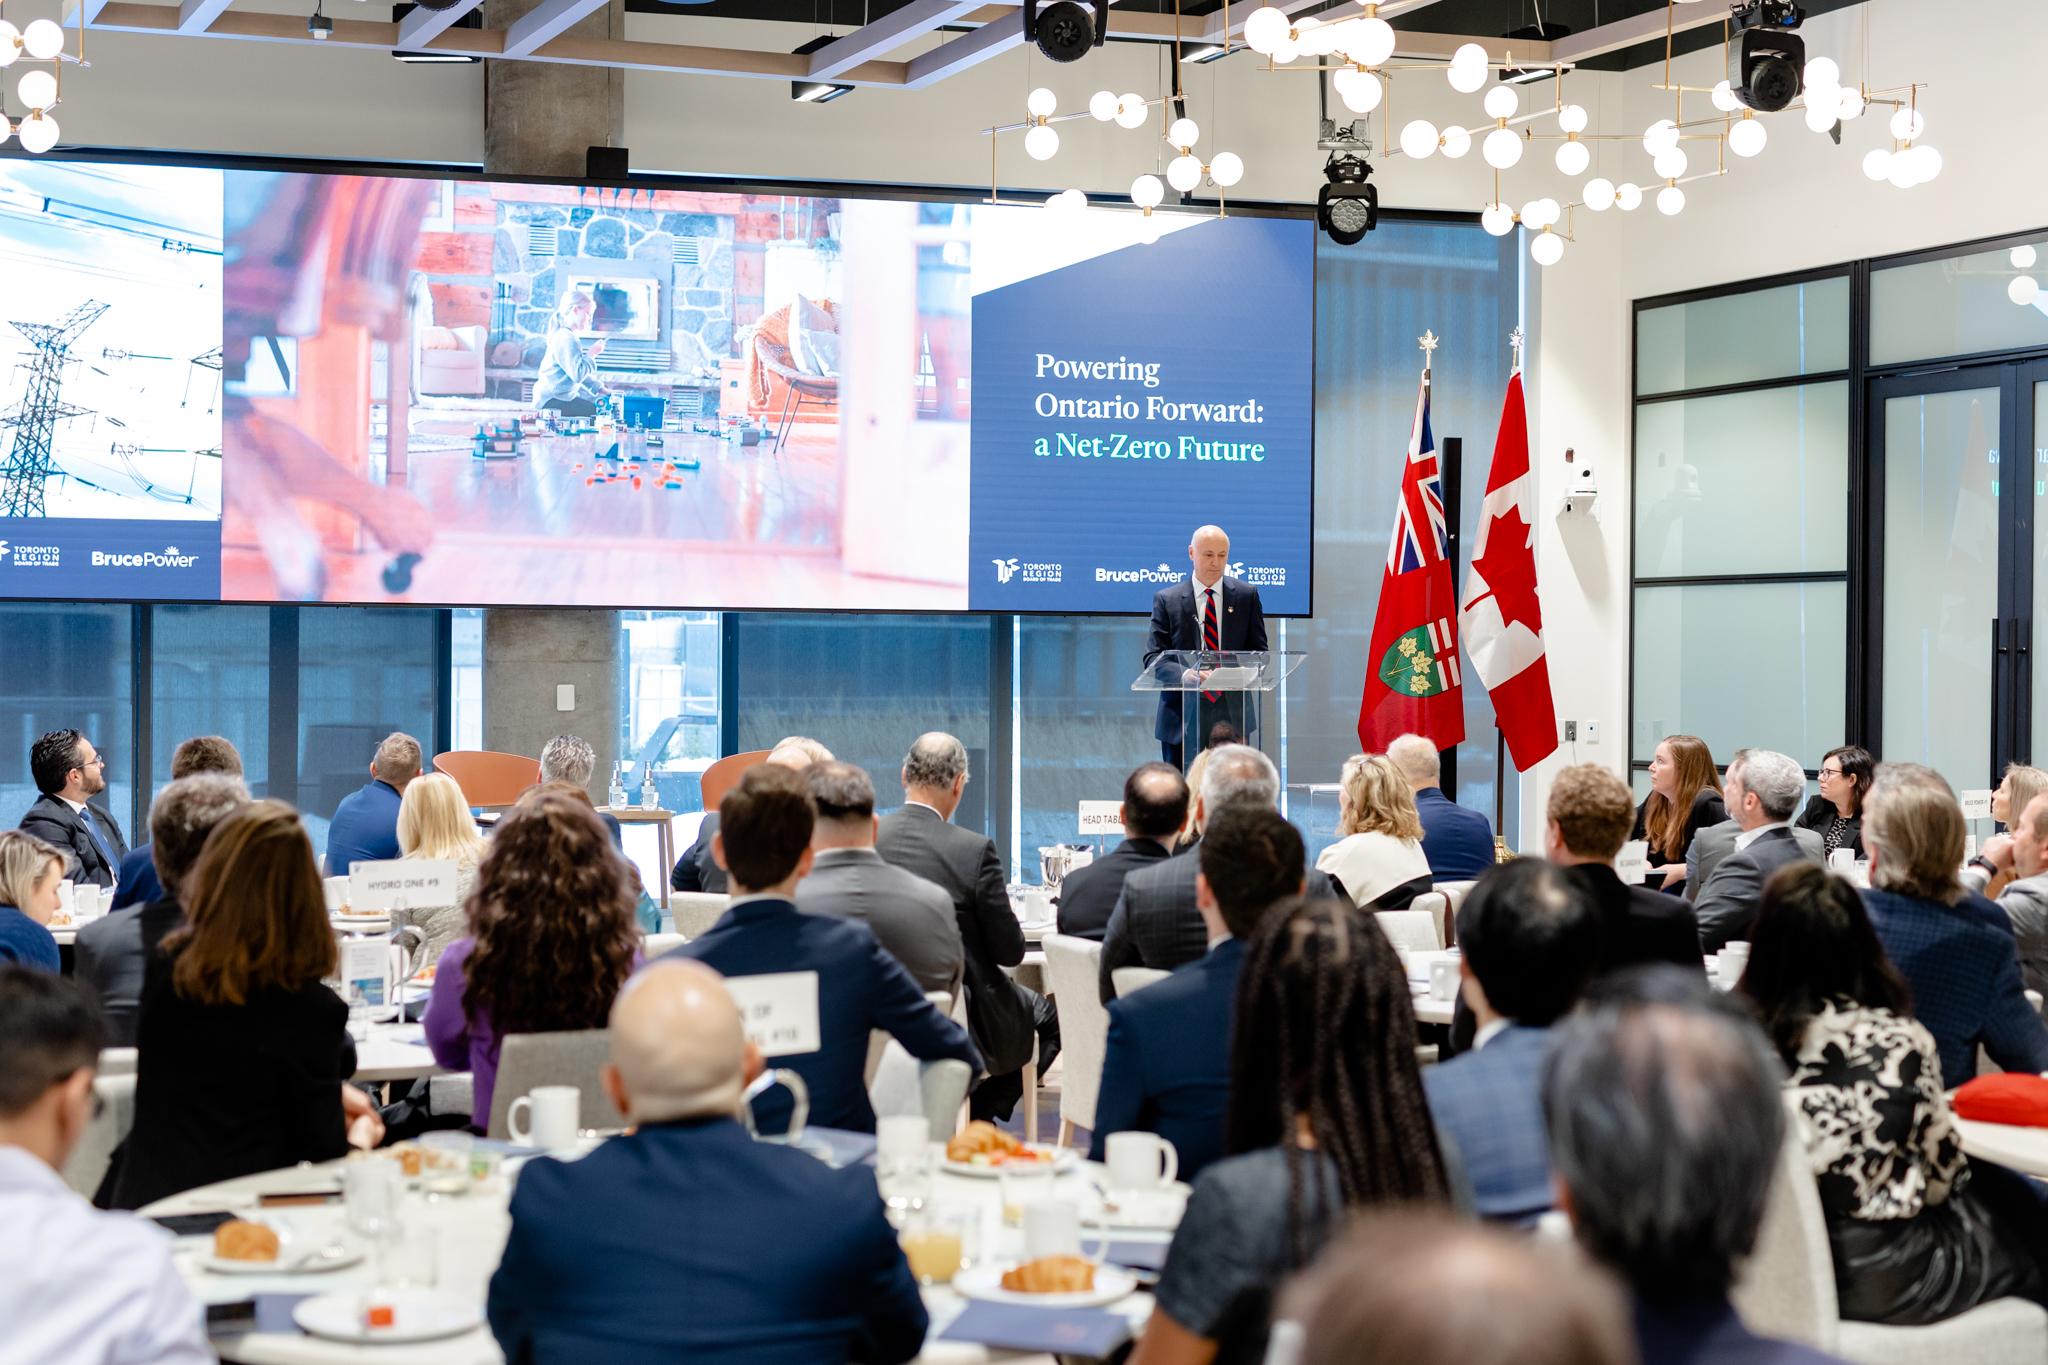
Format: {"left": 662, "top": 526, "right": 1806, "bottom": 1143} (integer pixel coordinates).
{"left": 1201, "top": 587, "right": 1220, "bottom": 702}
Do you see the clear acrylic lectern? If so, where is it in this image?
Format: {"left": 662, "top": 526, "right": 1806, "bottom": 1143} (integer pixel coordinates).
{"left": 1131, "top": 650, "right": 1307, "bottom": 771}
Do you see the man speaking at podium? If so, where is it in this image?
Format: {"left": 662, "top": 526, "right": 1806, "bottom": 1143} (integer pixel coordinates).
{"left": 1144, "top": 525, "right": 1269, "bottom": 769}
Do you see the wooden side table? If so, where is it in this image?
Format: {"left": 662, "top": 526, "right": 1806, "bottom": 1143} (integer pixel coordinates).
{"left": 608, "top": 806, "right": 678, "bottom": 908}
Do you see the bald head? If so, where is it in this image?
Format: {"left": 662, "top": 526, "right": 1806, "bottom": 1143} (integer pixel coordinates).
{"left": 1189, "top": 525, "right": 1230, "bottom": 586}
{"left": 1386, "top": 734, "right": 1441, "bottom": 789}
{"left": 605, "top": 960, "right": 749, "bottom": 1124}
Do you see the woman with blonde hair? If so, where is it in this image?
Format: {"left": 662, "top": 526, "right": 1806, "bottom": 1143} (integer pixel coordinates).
{"left": 1993, "top": 764, "right": 2048, "bottom": 833}
{"left": 0, "top": 828, "right": 65, "bottom": 972}
{"left": 1314, "top": 754, "right": 1433, "bottom": 909}
{"left": 394, "top": 771, "right": 487, "bottom": 966}
{"left": 531, "top": 288, "right": 610, "bottom": 417}
{"left": 1629, "top": 734, "right": 1725, "bottom": 890}
{"left": 1177, "top": 750, "right": 1212, "bottom": 850}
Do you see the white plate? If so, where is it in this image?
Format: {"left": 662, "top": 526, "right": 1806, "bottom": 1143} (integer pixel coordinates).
{"left": 954, "top": 1263, "right": 1138, "bottom": 1309}
{"left": 1083, "top": 1183, "right": 1189, "bottom": 1231}
{"left": 940, "top": 1147, "right": 1077, "bottom": 1178}
{"left": 293, "top": 1289, "right": 483, "bottom": 1345}
{"left": 198, "top": 1237, "right": 365, "bottom": 1276}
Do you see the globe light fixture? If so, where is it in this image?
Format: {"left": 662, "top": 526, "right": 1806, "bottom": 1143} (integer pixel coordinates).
{"left": 1483, "top": 84, "right": 1518, "bottom": 120}
{"left": 18, "top": 67, "right": 57, "bottom": 111}
{"left": 1209, "top": 152, "right": 1245, "bottom": 188}
{"left": 1480, "top": 202, "right": 1514, "bottom": 236}
{"left": 1837, "top": 87, "right": 1865, "bottom": 120}
{"left": 1439, "top": 125, "right": 1470, "bottom": 159}
{"left": 1243, "top": 6, "right": 1289, "bottom": 53}
{"left": 1803, "top": 101, "right": 1837, "bottom": 134}
{"left": 1027, "top": 87, "right": 1057, "bottom": 118}
{"left": 1024, "top": 124, "right": 1059, "bottom": 160}
{"left": 1653, "top": 146, "right": 1688, "bottom": 180}
{"left": 1728, "top": 117, "right": 1767, "bottom": 157}
{"left": 1167, "top": 117, "right": 1199, "bottom": 149}
{"left": 1889, "top": 107, "right": 1925, "bottom": 141}
{"left": 1114, "top": 93, "right": 1148, "bottom": 129}
{"left": 1089, "top": 90, "right": 1117, "bottom": 121}
{"left": 1166, "top": 154, "right": 1202, "bottom": 192}
{"left": 17, "top": 111, "right": 56, "bottom": 154}
{"left": 2012, "top": 245, "right": 2039, "bottom": 271}
{"left": 1643, "top": 119, "right": 1679, "bottom": 155}
{"left": 1557, "top": 104, "right": 1589, "bottom": 134}
{"left": 1047, "top": 188, "right": 1088, "bottom": 212}
{"left": 1531, "top": 230, "right": 1564, "bottom": 266}
{"left": 1555, "top": 139, "right": 1589, "bottom": 176}
{"left": 0, "top": 22, "right": 20, "bottom": 67}
{"left": 1862, "top": 149, "right": 1892, "bottom": 181}
{"left": 1657, "top": 184, "right": 1686, "bottom": 215}
{"left": 1584, "top": 178, "right": 1616, "bottom": 212}
{"left": 1448, "top": 43, "right": 1488, "bottom": 93}
{"left": 1336, "top": 68, "right": 1383, "bottom": 114}
{"left": 1348, "top": 14, "right": 1395, "bottom": 66}
{"left": 2010, "top": 275, "right": 2040, "bottom": 307}
{"left": 1130, "top": 173, "right": 1165, "bottom": 209}
{"left": 1615, "top": 182, "right": 1643, "bottom": 212}
{"left": 1482, "top": 126, "right": 1523, "bottom": 169}
{"left": 1399, "top": 119, "right": 1439, "bottom": 160}
{"left": 21, "top": 19, "right": 63, "bottom": 60}
{"left": 1711, "top": 79, "right": 1741, "bottom": 112}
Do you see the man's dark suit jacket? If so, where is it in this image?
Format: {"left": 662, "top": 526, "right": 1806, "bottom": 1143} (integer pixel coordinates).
{"left": 111, "top": 844, "right": 163, "bottom": 911}
{"left": 1865, "top": 886, "right": 2048, "bottom": 1089}
{"left": 1056, "top": 836, "right": 1172, "bottom": 941}
{"left": 794, "top": 848, "right": 964, "bottom": 997}
{"left": 18, "top": 792, "right": 129, "bottom": 888}
{"left": 1414, "top": 787, "right": 1495, "bottom": 883}
{"left": 666, "top": 898, "right": 978, "bottom": 1134}
{"left": 1565, "top": 863, "right": 1705, "bottom": 979}
{"left": 1097, "top": 845, "right": 1332, "bottom": 1003}
{"left": 75, "top": 895, "right": 185, "bottom": 1047}
{"left": 1144, "top": 576, "right": 1269, "bottom": 744}
{"left": 1632, "top": 1297, "right": 1849, "bottom": 1365}
{"left": 487, "top": 1116, "right": 928, "bottom": 1365}
{"left": 1693, "top": 826, "right": 1822, "bottom": 952}
{"left": 1089, "top": 937, "right": 1241, "bottom": 1181}
{"left": 875, "top": 803, "right": 1036, "bottom": 1076}
{"left": 670, "top": 812, "right": 728, "bottom": 894}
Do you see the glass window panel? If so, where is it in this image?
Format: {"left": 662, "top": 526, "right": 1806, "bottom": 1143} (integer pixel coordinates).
{"left": 1636, "top": 276, "right": 1849, "bottom": 394}
{"left": 149, "top": 604, "right": 273, "bottom": 799}
{"left": 1871, "top": 235, "right": 2048, "bottom": 367}
{"left": 450, "top": 608, "right": 484, "bottom": 753}
{"left": 1634, "top": 382, "right": 1849, "bottom": 577}
{"left": 622, "top": 611, "right": 721, "bottom": 813}
{"left": 297, "top": 607, "right": 439, "bottom": 854}
{"left": 0, "top": 604, "right": 135, "bottom": 834}
{"left": 2036, "top": 382, "right": 2048, "bottom": 748}
{"left": 1632, "top": 581, "right": 1846, "bottom": 772}
{"left": 1881, "top": 386, "right": 2000, "bottom": 790}
{"left": 1017, "top": 616, "right": 1159, "bottom": 861}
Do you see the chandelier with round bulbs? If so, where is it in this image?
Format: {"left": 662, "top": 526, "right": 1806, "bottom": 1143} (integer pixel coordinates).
{"left": 0, "top": 8, "right": 80, "bottom": 154}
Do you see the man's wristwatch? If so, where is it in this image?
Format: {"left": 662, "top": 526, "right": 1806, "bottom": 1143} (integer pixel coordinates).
{"left": 1969, "top": 855, "right": 1999, "bottom": 876}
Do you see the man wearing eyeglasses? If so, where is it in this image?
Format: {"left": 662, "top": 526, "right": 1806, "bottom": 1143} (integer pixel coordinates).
{"left": 18, "top": 730, "right": 129, "bottom": 889}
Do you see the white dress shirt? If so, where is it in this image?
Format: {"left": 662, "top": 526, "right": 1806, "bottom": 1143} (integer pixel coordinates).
{"left": 1194, "top": 577, "right": 1222, "bottom": 644}
{"left": 1734, "top": 820, "right": 1792, "bottom": 852}
{"left": 0, "top": 1145, "right": 211, "bottom": 1365}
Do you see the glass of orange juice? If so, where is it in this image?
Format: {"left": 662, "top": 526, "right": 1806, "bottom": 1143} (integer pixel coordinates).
{"left": 900, "top": 1208, "right": 971, "bottom": 1286}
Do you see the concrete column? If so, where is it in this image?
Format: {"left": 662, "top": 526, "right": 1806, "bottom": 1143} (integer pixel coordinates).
{"left": 481, "top": 0, "right": 626, "bottom": 179}
{"left": 483, "top": 609, "right": 621, "bottom": 801}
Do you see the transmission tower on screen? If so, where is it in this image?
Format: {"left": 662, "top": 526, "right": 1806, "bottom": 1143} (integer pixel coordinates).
{"left": 0, "top": 299, "right": 109, "bottom": 518}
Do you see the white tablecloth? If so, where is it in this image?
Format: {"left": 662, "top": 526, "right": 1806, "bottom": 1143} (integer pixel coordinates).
{"left": 1955, "top": 1115, "right": 2048, "bottom": 1177}
{"left": 350, "top": 1023, "right": 446, "bottom": 1085}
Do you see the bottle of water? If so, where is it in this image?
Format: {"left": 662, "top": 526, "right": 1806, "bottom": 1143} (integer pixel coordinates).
{"left": 640, "top": 765, "right": 660, "bottom": 810}
{"left": 608, "top": 762, "right": 628, "bottom": 811}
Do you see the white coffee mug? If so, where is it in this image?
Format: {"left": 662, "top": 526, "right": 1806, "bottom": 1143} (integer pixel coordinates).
{"left": 507, "top": 1085, "right": 580, "bottom": 1149}
{"left": 98, "top": 887, "right": 115, "bottom": 915}
{"left": 1104, "top": 1131, "right": 1179, "bottom": 1191}
{"left": 1827, "top": 848, "right": 1857, "bottom": 872}
{"left": 57, "top": 880, "right": 75, "bottom": 915}
{"left": 1022, "top": 1200, "right": 1082, "bottom": 1261}
{"left": 1429, "top": 959, "right": 1460, "bottom": 1003}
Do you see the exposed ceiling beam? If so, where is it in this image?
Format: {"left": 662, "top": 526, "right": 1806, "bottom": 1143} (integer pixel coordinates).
{"left": 397, "top": 0, "right": 486, "bottom": 49}
{"left": 501, "top": 0, "right": 610, "bottom": 58}
{"left": 901, "top": 9, "right": 1030, "bottom": 89}
{"left": 1549, "top": 3, "right": 1726, "bottom": 65}
{"left": 175, "top": 0, "right": 233, "bottom": 33}
{"left": 1200, "top": 0, "right": 1446, "bottom": 45}
{"left": 805, "top": 0, "right": 983, "bottom": 78}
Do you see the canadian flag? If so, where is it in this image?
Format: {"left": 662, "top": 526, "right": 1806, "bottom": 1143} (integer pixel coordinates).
{"left": 1457, "top": 369, "right": 1559, "bottom": 770}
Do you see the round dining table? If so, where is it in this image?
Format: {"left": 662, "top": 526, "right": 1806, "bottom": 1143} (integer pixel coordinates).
{"left": 148, "top": 1140, "right": 1168, "bottom": 1364}
{"left": 1954, "top": 1115, "right": 2048, "bottom": 1178}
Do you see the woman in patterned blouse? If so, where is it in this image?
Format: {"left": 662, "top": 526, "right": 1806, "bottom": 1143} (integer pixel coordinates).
{"left": 1740, "top": 863, "right": 2048, "bottom": 1325}
{"left": 1794, "top": 745, "right": 1871, "bottom": 859}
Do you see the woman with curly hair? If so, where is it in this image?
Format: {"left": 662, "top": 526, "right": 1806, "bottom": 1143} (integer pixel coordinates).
{"left": 424, "top": 787, "right": 640, "bottom": 1130}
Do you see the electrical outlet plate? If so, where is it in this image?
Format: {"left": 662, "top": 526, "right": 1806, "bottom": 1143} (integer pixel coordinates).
{"left": 1563, "top": 720, "right": 1578, "bottom": 741}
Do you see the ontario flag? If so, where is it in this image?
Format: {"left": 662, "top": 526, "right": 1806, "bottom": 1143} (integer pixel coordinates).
{"left": 1357, "top": 368, "right": 1466, "bottom": 754}
{"left": 1457, "top": 367, "right": 1559, "bottom": 770}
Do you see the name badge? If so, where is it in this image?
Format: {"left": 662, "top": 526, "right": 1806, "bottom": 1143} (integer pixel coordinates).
{"left": 727, "top": 972, "right": 822, "bottom": 1058}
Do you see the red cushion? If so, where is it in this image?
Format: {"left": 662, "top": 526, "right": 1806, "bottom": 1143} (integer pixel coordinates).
{"left": 1953, "top": 1073, "right": 2048, "bottom": 1126}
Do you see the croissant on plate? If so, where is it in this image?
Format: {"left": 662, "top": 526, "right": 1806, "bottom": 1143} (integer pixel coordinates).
{"left": 1001, "top": 1255, "right": 1097, "bottom": 1294}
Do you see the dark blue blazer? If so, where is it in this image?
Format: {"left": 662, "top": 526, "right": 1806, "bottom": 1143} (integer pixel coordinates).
{"left": 1421, "top": 1023, "right": 1554, "bottom": 1223}
{"left": 0, "top": 906, "right": 60, "bottom": 973}
{"left": 324, "top": 779, "right": 403, "bottom": 877}
{"left": 1144, "top": 576, "right": 1269, "bottom": 743}
{"left": 1864, "top": 886, "right": 2048, "bottom": 1089}
{"left": 487, "top": 1116, "right": 928, "bottom": 1365}
{"left": 1056, "top": 837, "right": 1172, "bottom": 941}
{"left": 112, "top": 844, "right": 163, "bottom": 911}
{"left": 1632, "top": 1297, "right": 1848, "bottom": 1365}
{"left": 1089, "top": 937, "right": 1241, "bottom": 1180}
{"left": 1413, "top": 787, "right": 1495, "bottom": 883}
{"left": 666, "top": 898, "right": 980, "bottom": 1133}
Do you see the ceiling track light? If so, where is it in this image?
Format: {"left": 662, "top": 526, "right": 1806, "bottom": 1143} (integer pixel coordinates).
{"left": 1022, "top": 0, "right": 1106, "bottom": 64}
{"left": 1317, "top": 153, "right": 1377, "bottom": 246}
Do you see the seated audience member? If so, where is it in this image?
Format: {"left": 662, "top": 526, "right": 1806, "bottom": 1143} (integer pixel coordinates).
{"left": 672, "top": 735, "right": 832, "bottom": 895}
{"left": 1544, "top": 968, "right": 1849, "bottom": 1365}
{"left": 1630, "top": 733, "right": 1725, "bottom": 892}
{"left": 0, "top": 831, "right": 65, "bottom": 973}
{"left": 77, "top": 775, "right": 248, "bottom": 1044}
{"left": 674, "top": 766, "right": 979, "bottom": 1134}
{"left": 1792, "top": 744, "right": 1873, "bottom": 863}
{"left": 111, "top": 802, "right": 383, "bottom": 1209}
{"left": 1687, "top": 749, "right": 1823, "bottom": 897}
{"left": 1315, "top": 753, "right": 1434, "bottom": 910}
{"left": 877, "top": 732, "right": 1053, "bottom": 1123}
{"left": 1055, "top": 762, "right": 1188, "bottom": 940}
{"left": 1965, "top": 790, "right": 2048, "bottom": 995}
{"left": 1129, "top": 896, "right": 1449, "bottom": 1365}
{"left": 1860, "top": 765, "right": 2048, "bottom": 1088}
{"left": 487, "top": 960, "right": 926, "bottom": 1364}
{"left": 112, "top": 735, "right": 242, "bottom": 910}
{"left": 1099, "top": 745, "right": 1335, "bottom": 1002}
{"left": 325, "top": 731, "right": 423, "bottom": 877}
{"left": 0, "top": 969, "right": 211, "bottom": 1363}
{"left": 1173, "top": 750, "right": 1211, "bottom": 851}
{"left": 1090, "top": 805, "right": 1304, "bottom": 1181}
{"left": 1282, "top": 1210, "right": 1634, "bottom": 1365}
{"left": 1993, "top": 763, "right": 2048, "bottom": 836}
{"left": 540, "top": 733, "right": 622, "bottom": 849}
{"left": 1387, "top": 732, "right": 1496, "bottom": 882}
{"left": 1545, "top": 764, "right": 1703, "bottom": 975}
{"left": 1741, "top": 863, "right": 2048, "bottom": 1325}
{"left": 1693, "top": 749, "right": 1821, "bottom": 952}
{"left": 794, "top": 763, "right": 962, "bottom": 997}
{"left": 1424, "top": 859, "right": 1597, "bottom": 1223}
{"left": 18, "top": 729, "right": 128, "bottom": 890}
{"left": 392, "top": 772, "right": 487, "bottom": 967}
{"left": 425, "top": 788, "right": 640, "bottom": 1129}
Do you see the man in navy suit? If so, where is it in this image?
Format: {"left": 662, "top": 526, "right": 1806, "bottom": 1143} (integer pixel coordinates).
{"left": 1423, "top": 859, "right": 1596, "bottom": 1223}
{"left": 488, "top": 957, "right": 928, "bottom": 1365}
{"left": 1144, "top": 525, "right": 1269, "bottom": 769}
{"left": 1387, "top": 733, "right": 1495, "bottom": 882}
{"left": 1055, "top": 763, "right": 1187, "bottom": 941}
{"left": 1090, "top": 804, "right": 1304, "bottom": 1181}
{"left": 17, "top": 729, "right": 127, "bottom": 890}
{"left": 324, "top": 732, "right": 422, "bottom": 877}
{"left": 669, "top": 765, "right": 979, "bottom": 1134}
{"left": 112, "top": 736, "right": 243, "bottom": 911}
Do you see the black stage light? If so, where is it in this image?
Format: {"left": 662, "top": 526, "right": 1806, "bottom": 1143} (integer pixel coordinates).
{"left": 1317, "top": 154, "right": 1377, "bottom": 246}
{"left": 1023, "top": 0, "right": 1107, "bottom": 64}
{"left": 308, "top": 1, "right": 333, "bottom": 39}
{"left": 1730, "top": 1, "right": 1807, "bottom": 112}
{"left": 791, "top": 34, "right": 855, "bottom": 103}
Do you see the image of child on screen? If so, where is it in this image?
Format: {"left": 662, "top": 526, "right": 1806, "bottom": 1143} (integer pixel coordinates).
{"left": 531, "top": 290, "right": 611, "bottom": 418}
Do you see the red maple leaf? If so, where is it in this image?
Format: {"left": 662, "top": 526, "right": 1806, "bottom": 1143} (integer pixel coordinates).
{"left": 1465, "top": 505, "right": 1543, "bottom": 633}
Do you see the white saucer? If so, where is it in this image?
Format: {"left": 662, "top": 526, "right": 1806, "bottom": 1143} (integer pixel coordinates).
{"left": 953, "top": 1263, "right": 1138, "bottom": 1309}
{"left": 293, "top": 1289, "right": 483, "bottom": 1344}
{"left": 941, "top": 1147, "right": 1078, "bottom": 1178}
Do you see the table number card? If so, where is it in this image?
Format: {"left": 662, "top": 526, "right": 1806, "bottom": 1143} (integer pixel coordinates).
{"left": 1961, "top": 789, "right": 1996, "bottom": 823}
{"left": 1615, "top": 840, "right": 1651, "bottom": 886}
{"left": 1078, "top": 801, "right": 1124, "bottom": 838}
{"left": 726, "top": 972, "right": 822, "bottom": 1058}
{"left": 348, "top": 859, "right": 457, "bottom": 912}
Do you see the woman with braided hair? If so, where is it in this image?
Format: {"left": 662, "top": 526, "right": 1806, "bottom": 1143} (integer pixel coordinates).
{"left": 1128, "top": 895, "right": 1451, "bottom": 1365}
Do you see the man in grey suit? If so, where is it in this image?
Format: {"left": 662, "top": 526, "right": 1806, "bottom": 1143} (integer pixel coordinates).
{"left": 75, "top": 773, "right": 248, "bottom": 1046}
{"left": 1693, "top": 749, "right": 1822, "bottom": 952}
{"left": 875, "top": 733, "right": 1058, "bottom": 1123}
{"left": 1685, "top": 749, "right": 1822, "bottom": 897}
{"left": 18, "top": 729, "right": 128, "bottom": 889}
{"left": 1097, "top": 744, "right": 1332, "bottom": 1003}
{"left": 797, "top": 762, "right": 963, "bottom": 998}
{"left": 1963, "top": 790, "right": 2048, "bottom": 998}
